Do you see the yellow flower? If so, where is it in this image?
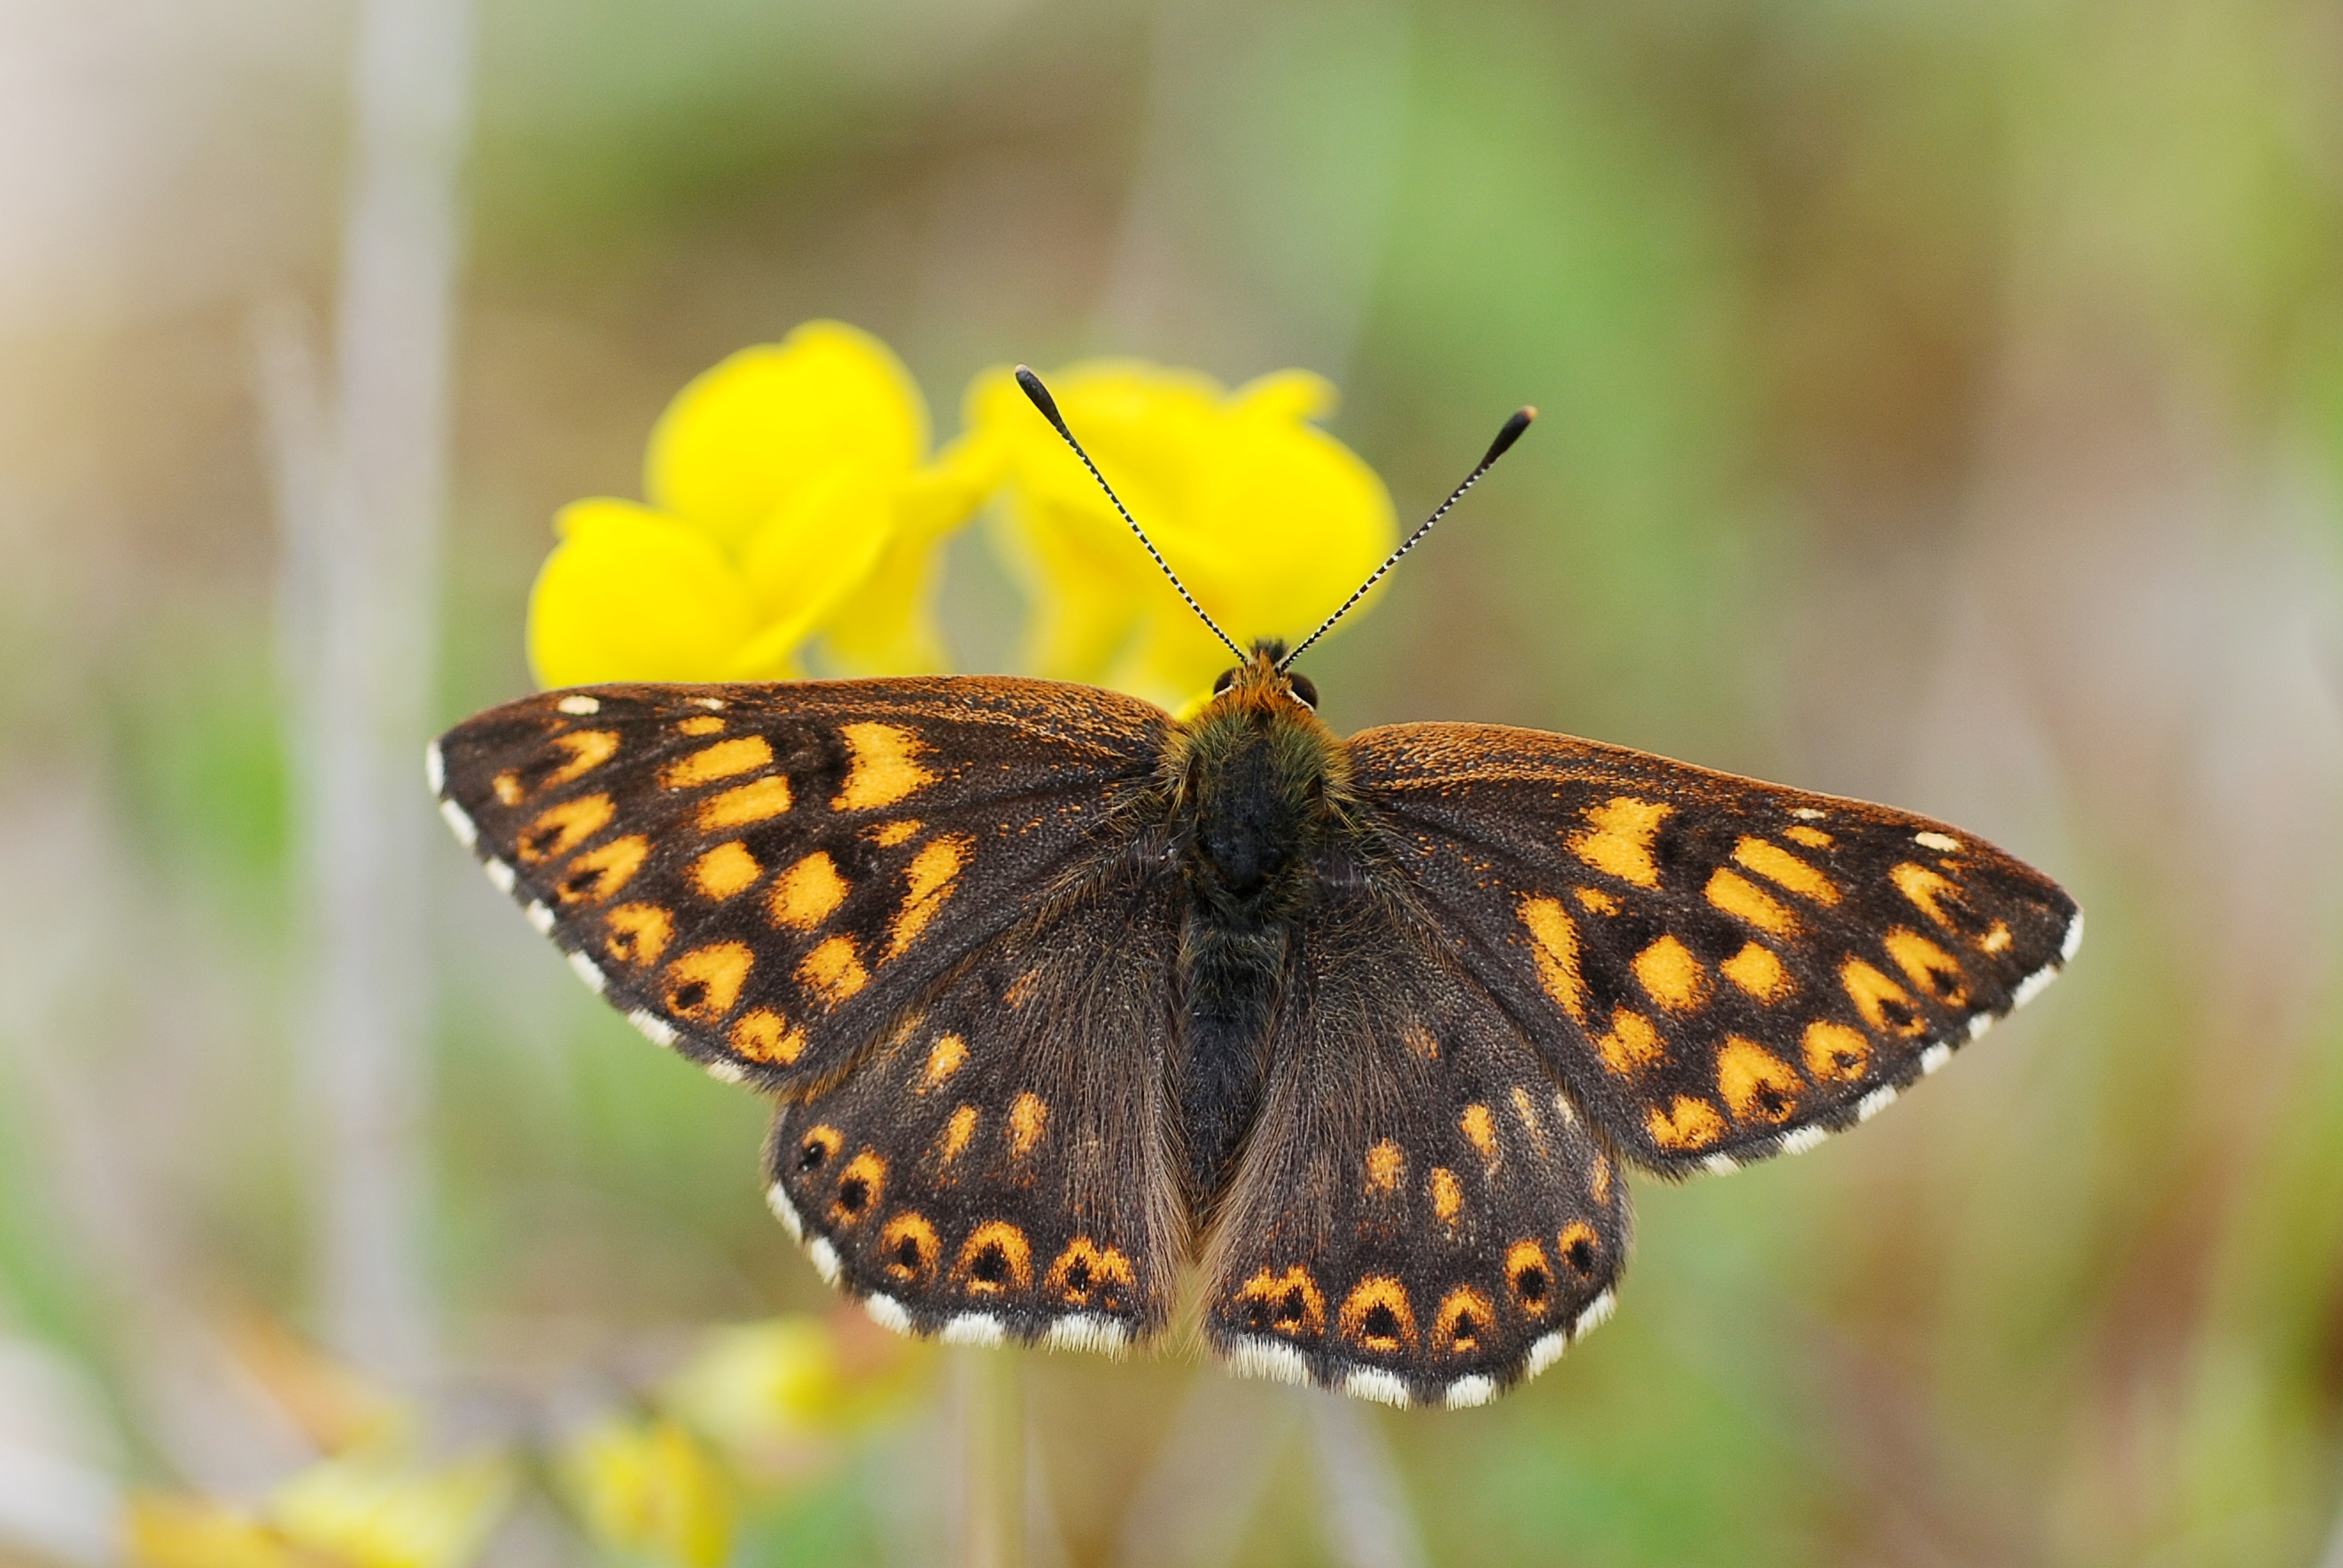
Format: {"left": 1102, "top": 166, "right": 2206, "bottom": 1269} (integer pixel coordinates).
{"left": 557, "top": 1417, "right": 735, "bottom": 1568}
{"left": 125, "top": 1441, "right": 511, "bottom": 1568}
{"left": 660, "top": 1315, "right": 923, "bottom": 1484}
{"left": 527, "top": 321, "right": 992, "bottom": 687}
{"left": 966, "top": 360, "right": 1397, "bottom": 708}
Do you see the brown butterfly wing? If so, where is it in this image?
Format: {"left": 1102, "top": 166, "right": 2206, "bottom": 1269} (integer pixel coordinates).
{"left": 430, "top": 678, "right": 1168, "bottom": 1091}
{"left": 1345, "top": 724, "right": 2081, "bottom": 1176}
{"left": 765, "top": 846, "right": 1185, "bottom": 1351}
{"left": 1199, "top": 883, "right": 1630, "bottom": 1409}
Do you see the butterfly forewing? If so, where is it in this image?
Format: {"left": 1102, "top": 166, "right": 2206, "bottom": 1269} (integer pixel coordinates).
{"left": 1348, "top": 724, "right": 2081, "bottom": 1175}
{"left": 766, "top": 850, "right": 1185, "bottom": 1351}
{"left": 430, "top": 678, "right": 1167, "bottom": 1090}
{"left": 1201, "top": 886, "right": 1630, "bottom": 1409}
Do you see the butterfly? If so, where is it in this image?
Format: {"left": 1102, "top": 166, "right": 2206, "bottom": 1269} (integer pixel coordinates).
{"left": 430, "top": 370, "right": 2080, "bottom": 1409}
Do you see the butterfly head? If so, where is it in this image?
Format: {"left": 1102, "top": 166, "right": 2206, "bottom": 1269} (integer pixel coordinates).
{"left": 1210, "top": 640, "right": 1319, "bottom": 713}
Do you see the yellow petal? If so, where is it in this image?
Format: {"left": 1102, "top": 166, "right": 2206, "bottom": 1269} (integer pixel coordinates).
{"left": 527, "top": 500, "right": 761, "bottom": 687}
{"left": 268, "top": 1447, "right": 512, "bottom": 1568}
{"left": 969, "top": 359, "right": 1395, "bottom": 704}
{"left": 819, "top": 436, "right": 1002, "bottom": 676}
{"left": 737, "top": 462, "right": 898, "bottom": 630}
{"left": 661, "top": 1318, "right": 851, "bottom": 1454}
{"left": 645, "top": 321, "right": 928, "bottom": 552}
{"left": 559, "top": 1417, "right": 735, "bottom": 1568}
{"left": 123, "top": 1496, "right": 311, "bottom": 1568}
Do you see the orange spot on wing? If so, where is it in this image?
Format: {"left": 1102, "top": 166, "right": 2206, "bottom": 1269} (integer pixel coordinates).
{"left": 1783, "top": 824, "right": 1833, "bottom": 849}
{"left": 1633, "top": 935, "right": 1708, "bottom": 1011}
{"left": 1338, "top": 1277, "right": 1419, "bottom": 1352}
{"left": 664, "top": 943, "right": 754, "bottom": 1022}
{"left": 1428, "top": 1166, "right": 1464, "bottom": 1224}
{"left": 1889, "top": 862, "right": 1961, "bottom": 928}
{"left": 1647, "top": 1095, "right": 1729, "bottom": 1152}
{"left": 886, "top": 834, "right": 969, "bottom": 959}
{"left": 917, "top": 1033, "right": 969, "bottom": 1091}
{"left": 544, "top": 729, "right": 621, "bottom": 788}
{"left": 1716, "top": 1037, "right": 1802, "bottom": 1125}
{"left": 1981, "top": 920, "right": 2012, "bottom": 954}
{"left": 1460, "top": 1103, "right": 1499, "bottom": 1163}
{"left": 1733, "top": 837, "right": 1839, "bottom": 904}
{"left": 954, "top": 1221, "right": 1034, "bottom": 1293}
{"left": 939, "top": 1106, "right": 977, "bottom": 1165}
{"left": 771, "top": 852, "right": 849, "bottom": 929}
{"left": 1047, "top": 1238, "right": 1136, "bottom": 1308}
{"left": 1008, "top": 1092, "right": 1048, "bottom": 1157}
{"left": 698, "top": 774, "right": 793, "bottom": 829}
{"left": 1434, "top": 1285, "right": 1498, "bottom": 1355}
{"left": 1706, "top": 868, "right": 1794, "bottom": 935}
{"left": 869, "top": 819, "right": 921, "bottom": 847}
{"left": 880, "top": 1213, "right": 940, "bottom": 1285}
{"left": 1592, "top": 1009, "right": 1664, "bottom": 1075}
{"left": 1366, "top": 1140, "right": 1405, "bottom": 1194}
{"left": 1589, "top": 1153, "right": 1613, "bottom": 1206}
{"left": 518, "top": 795, "right": 612, "bottom": 863}
{"left": 1506, "top": 1240, "right": 1556, "bottom": 1316}
{"left": 1517, "top": 896, "right": 1587, "bottom": 1022}
{"left": 1232, "top": 1267, "right": 1325, "bottom": 1339}
{"left": 1402, "top": 1021, "right": 1439, "bottom": 1060}
{"left": 833, "top": 722, "right": 937, "bottom": 811}
{"left": 798, "top": 937, "right": 868, "bottom": 1007}
{"left": 675, "top": 714, "right": 724, "bottom": 737}
{"left": 1570, "top": 796, "right": 1670, "bottom": 888}
{"left": 829, "top": 1152, "right": 886, "bottom": 1226}
{"left": 795, "top": 1124, "right": 843, "bottom": 1174}
{"left": 1556, "top": 1221, "right": 1600, "bottom": 1276}
{"left": 731, "top": 1008, "right": 804, "bottom": 1065}
{"left": 1802, "top": 1021, "right": 1871, "bottom": 1083}
{"left": 689, "top": 841, "right": 761, "bottom": 900}
{"left": 556, "top": 835, "right": 649, "bottom": 904}
{"left": 1720, "top": 942, "right": 1793, "bottom": 1001}
{"left": 663, "top": 735, "right": 773, "bottom": 788}
{"left": 603, "top": 903, "right": 673, "bottom": 968}
{"left": 1843, "top": 958, "right": 1925, "bottom": 1036}
{"left": 1509, "top": 1086, "right": 1546, "bottom": 1148}
{"left": 1885, "top": 928, "right": 1969, "bottom": 1006}
{"left": 1574, "top": 887, "right": 1621, "bottom": 915}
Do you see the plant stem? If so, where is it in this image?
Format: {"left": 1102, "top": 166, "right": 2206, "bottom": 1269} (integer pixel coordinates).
{"left": 954, "top": 1347, "right": 1024, "bottom": 1568}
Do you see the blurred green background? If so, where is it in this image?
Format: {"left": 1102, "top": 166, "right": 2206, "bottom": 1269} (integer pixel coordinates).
{"left": 5, "top": 0, "right": 2343, "bottom": 1564}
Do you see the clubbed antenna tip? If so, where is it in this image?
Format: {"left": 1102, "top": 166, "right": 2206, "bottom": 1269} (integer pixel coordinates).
{"left": 1014, "top": 365, "right": 1070, "bottom": 439}
{"left": 1012, "top": 362, "right": 1246, "bottom": 663}
{"left": 1279, "top": 404, "right": 1539, "bottom": 670}
{"left": 1483, "top": 406, "right": 1536, "bottom": 469}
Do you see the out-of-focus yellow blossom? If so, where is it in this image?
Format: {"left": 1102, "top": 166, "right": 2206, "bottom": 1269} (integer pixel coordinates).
{"left": 527, "top": 321, "right": 994, "bottom": 687}
{"left": 661, "top": 1313, "right": 924, "bottom": 1484}
{"left": 125, "top": 1497, "right": 331, "bottom": 1568}
{"left": 125, "top": 1440, "right": 511, "bottom": 1568}
{"left": 965, "top": 360, "right": 1397, "bottom": 708}
{"left": 558, "top": 1417, "right": 735, "bottom": 1568}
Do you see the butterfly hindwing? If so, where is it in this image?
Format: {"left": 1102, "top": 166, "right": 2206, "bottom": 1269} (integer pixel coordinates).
{"left": 430, "top": 678, "right": 1168, "bottom": 1090}
{"left": 766, "top": 848, "right": 1186, "bottom": 1350}
{"left": 1347, "top": 724, "right": 2082, "bottom": 1175}
{"left": 1200, "top": 885, "right": 1630, "bottom": 1409}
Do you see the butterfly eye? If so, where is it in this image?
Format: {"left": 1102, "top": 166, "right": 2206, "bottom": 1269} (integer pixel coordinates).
{"left": 1287, "top": 672, "right": 1319, "bottom": 710}
{"left": 1212, "top": 668, "right": 1238, "bottom": 695}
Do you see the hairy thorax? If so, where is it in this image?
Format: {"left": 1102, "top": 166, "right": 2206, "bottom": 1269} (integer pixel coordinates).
{"left": 1162, "top": 646, "right": 1361, "bottom": 1203}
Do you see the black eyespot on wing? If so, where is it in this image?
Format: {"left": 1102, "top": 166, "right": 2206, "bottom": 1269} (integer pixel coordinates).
{"left": 1288, "top": 672, "right": 1319, "bottom": 710}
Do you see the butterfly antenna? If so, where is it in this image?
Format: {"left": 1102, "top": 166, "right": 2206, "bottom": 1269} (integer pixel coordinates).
{"left": 1015, "top": 365, "right": 1246, "bottom": 663}
{"left": 1278, "top": 407, "right": 1537, "bottom": 671}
